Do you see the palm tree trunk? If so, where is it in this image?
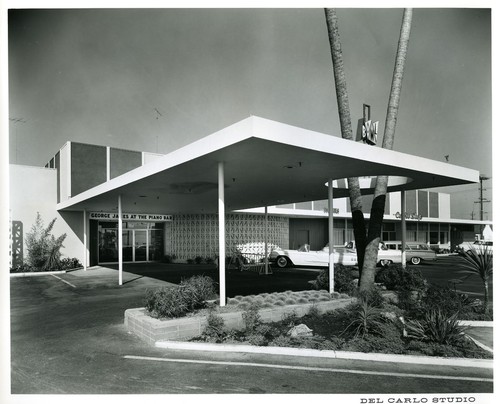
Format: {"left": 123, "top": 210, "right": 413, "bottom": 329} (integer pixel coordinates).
{"left": 325, "top": 8, "right": 367, "bottom": 275}
{"left": 359, "top": 9, "right": 413, "bottom": 293}
{"left": 483, "top": 280, "right": 489, "bottom": 314}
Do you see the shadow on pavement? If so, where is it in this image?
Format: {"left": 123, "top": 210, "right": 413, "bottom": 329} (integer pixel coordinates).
{"left": 101, "top": 262, "right": 321, "bottom": 298}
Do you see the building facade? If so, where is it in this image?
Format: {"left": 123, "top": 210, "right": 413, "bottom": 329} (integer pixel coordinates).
{"left": 9, "top": 140, "right": 487, "bottom": 268}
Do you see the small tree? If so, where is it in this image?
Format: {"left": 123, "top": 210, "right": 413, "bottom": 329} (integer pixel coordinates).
{"left": 458, "top": 245, "right": 493, "bottom": 313}
{"left": 25, "top": 212, "right": 67, "bottom": 270}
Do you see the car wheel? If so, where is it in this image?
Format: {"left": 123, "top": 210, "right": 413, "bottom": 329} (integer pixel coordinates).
{"left": 276, "top": 256, "right": 290, "bottom": 268}
{"left": 410, "top": 257, "right": 421, "bottom": 265}
{"left": 380, "top": 259, "right": 392, "bottom": 267}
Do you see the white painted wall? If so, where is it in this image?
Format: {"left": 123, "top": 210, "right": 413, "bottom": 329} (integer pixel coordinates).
{"left": 59, "top": 142, "right": 70, "bottom": 202}
{"left": 438, "top": 193, "right": 451, "bottom": 220}
{"left": 9, "top": 164, "right": 84, "bottom": 263}
{"left": 143, "top": 151, "right": 164, "bottom": 165}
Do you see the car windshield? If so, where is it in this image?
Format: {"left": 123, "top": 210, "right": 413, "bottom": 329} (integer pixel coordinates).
{"left": 298, "top": 244, "right": 310, "bottom": 252}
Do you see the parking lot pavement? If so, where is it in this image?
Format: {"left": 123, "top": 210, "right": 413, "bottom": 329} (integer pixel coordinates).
{"left": 8, "top": 259, "right": 494, "bottom": 394}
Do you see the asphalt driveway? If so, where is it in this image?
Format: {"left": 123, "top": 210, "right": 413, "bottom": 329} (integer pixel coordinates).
{"left": 8, "top": 259, "right": 493, "bottom": 394}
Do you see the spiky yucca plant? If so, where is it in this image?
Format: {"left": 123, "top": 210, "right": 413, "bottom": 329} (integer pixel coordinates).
{"left": 459, "top": 245, "right": 493, "bottom": 313}
{"left": 405, "top": 310, "right": 469, "bottom": 345}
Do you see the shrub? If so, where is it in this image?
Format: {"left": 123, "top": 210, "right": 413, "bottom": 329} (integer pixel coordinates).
{"left": 144, "top": 287, "right": 188, "bottom": 318}
{"left": 376, "top": 264, "right": 427, "bottom": 311}
{"left": 375, "top": 264, "right": 426, "bottom": 291}
{"left": 25, "top": 213, "right": 67, "bottom": 271}
{"left": 60, "top": 257, "right": 82, "bottom": 270}
{"left": 246, "top": 334, "right": 266, "bottom": 346}
{"left": 281, "top": 311, "right": 299, "bottom": 326}
{"left": 145, "top": 275, "right": 216, "bottom": 319}
{"left": 242, "top": 303, "right": 262, "bottom": 332}
{"left": 186, "top": 258, "right": 195, "bottom": 264}
{"left": 202, "top": 311, "right": 227, "bottom": 342}
{"left": 345, "top": 332, "right": 406, "bottom": 354}
{"left": 205, "top": 257, "right": 215, "bottom": 265}
{"left": 312, "top": 264, "right": 357, "bottom": 295}
{"left": 418, "top": 284, "right": 479, "bottom": 319}
{"left": 10, "top": 263, "right": 35, "bottom": 273}
{"left": 307, "top": 304, "right": 321, "bottom": 318}
{"left": 194, "top": 256, "right": 204, "bottom": 265}
{"left": 179, "top": 275, "right": 216, "bottom": 311}
{"left": 269, "top": 335, "right": 293, "bottom": 347}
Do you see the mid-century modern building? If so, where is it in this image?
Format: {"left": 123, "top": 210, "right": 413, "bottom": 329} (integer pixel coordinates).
{"left": 9, "top": 117, "right": 490, "bottom": 294}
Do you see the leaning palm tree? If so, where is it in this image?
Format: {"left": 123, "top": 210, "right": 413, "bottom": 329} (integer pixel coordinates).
{"left": 325, "top": 8, "right": 413, "bottom": 291}
{"left": 458, "top": 246, "right": 493, "bottom": 313}
{"left": 324, "top": 8, "right": 367, "bottom": 273}
{"left": 359, "top": 8, "right": 413, "bottom": 293}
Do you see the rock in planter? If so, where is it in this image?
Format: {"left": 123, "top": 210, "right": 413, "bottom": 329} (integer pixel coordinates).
{"left": 287, "top": 324, "right": 313, "bottom": 338}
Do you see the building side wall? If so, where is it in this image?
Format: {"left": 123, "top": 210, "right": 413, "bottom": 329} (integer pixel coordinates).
{"left": 110, "top": 148, "right": 142, "bottom": 179}
{"left": 9, "top": 165, "right": 84, "bottom": 264}
{"left": 143, "top": 152, "right": 164, "bottom": 165}
{"left": 168, "top": 213, "right": 289, "bottom": 260}
{"left": 59, "top": 143, "right": 70, "bottom": 202}
{"left": 289, "top": 218, "right": 328, "bottom": 250}
{"left": 71, "top": 143, "right": 107, "bottom": 196}
{"left": 418, "top": 190, "right": 429, "bottom": 217}
{"left": 429, "top": 192, "right": 439, "bottom": 218}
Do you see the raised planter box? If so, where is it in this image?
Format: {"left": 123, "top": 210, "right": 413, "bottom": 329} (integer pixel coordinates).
{"left": 125, "top": 298, "right": 354, "bottom": 345}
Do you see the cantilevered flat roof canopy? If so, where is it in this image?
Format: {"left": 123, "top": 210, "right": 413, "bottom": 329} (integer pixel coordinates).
{"left": 57, "top": 116, "right": 479, "bottom": 214}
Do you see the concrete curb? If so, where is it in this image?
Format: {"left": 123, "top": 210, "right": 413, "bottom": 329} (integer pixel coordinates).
{"left": 155, "top": 340, "right": 493, "bottom": 369}
{"left": 459, "top": 320, "right": 493, "bottom": 327}
{"left": 466, "top": 336, "right": 493, "bottom": 354}
{"left": 10, "top": 270, "right": 67, "bottom": 277}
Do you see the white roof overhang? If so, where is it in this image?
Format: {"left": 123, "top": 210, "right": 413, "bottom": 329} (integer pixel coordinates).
{"left": 57, "top": 116, "right": 479, "bottom": 214}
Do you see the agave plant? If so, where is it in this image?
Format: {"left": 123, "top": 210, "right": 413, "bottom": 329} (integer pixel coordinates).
{"left": 458, "top": 245, "right": 493, "bottom": 313}
{"left": 341, "top": 300, "right": 385, "bottom": 339}
{"left": 405, "top": 309, "right": 469, "bottom": 345}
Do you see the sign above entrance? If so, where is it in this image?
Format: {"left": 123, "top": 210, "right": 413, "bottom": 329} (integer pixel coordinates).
{"left": 394, "top": 212, "right": 422, "bottom": 221}
{"left": 89, "top": 212, "right": 173, "bottom": 221}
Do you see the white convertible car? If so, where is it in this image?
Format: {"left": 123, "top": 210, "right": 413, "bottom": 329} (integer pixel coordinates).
{"left": 269, "top": 244, "right": 358, "bottom": 268}
{"left": 270, "top": 242, "right": 402, "bottom": 268}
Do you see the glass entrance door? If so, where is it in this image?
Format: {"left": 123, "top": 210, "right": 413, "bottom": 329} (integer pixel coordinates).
{"left": 134, "top": 230, "right": 148, "bottom": 262}
{"left": 97, "top": 221, "right": 163, "bottom": 264}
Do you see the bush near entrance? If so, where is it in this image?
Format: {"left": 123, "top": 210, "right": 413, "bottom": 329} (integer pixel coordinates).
{"left": 10, "top": 213, "right": 82, "bottom": 273}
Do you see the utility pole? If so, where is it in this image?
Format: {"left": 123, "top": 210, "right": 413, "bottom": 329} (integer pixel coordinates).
{"left": 474, "top": 175, "right": 491, "bottom": 237}
{"left": 474, "top": 175, "right": 491, "bottom": 221}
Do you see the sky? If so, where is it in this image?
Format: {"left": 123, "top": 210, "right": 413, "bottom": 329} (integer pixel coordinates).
{"left": 7, "top": 7, "right": 493, "bottom": 220}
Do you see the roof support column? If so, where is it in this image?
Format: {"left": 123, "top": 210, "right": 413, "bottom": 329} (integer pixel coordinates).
{"left": 264, "top": 206, "right": 269, "bottom": 275}
{"left": 401, "top": 191, "right": 407, "bottom": 268}
{"left": 83, "top": 209, "right": 87, "bottom": 271}
{"left": 328, "top": 178, "right": 335, "bottom": 294}
{"left": 218, "top": 162, "right": 226, "bottom": 306}
{"left": 118, "top": 194, "right": 123, "bottom": 285}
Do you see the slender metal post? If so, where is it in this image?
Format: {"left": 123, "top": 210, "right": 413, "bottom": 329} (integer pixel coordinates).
{"left": 218, "top": 162, "right": 226, "bottom": 306}
{"left": 264, "top": 206, "right": 269, "bottom": 275}
{"left": 118, "top": 194, "right": 123, "bottom": 285}
{"left": 83, "top": 209, "right": 87, "bottom": 271}
{"left": 328, "top": 179, "right": 334, "bottom": 293}
{"left": 401, "top": 191, "right": 407, "bottom": 268}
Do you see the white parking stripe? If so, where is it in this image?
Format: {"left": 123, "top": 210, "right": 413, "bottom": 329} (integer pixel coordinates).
{"left": 50, "top": 274, "right": 76, "bottom": 288}
{"left": 123, "top": 355, "right": 493, "bottom": 383}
